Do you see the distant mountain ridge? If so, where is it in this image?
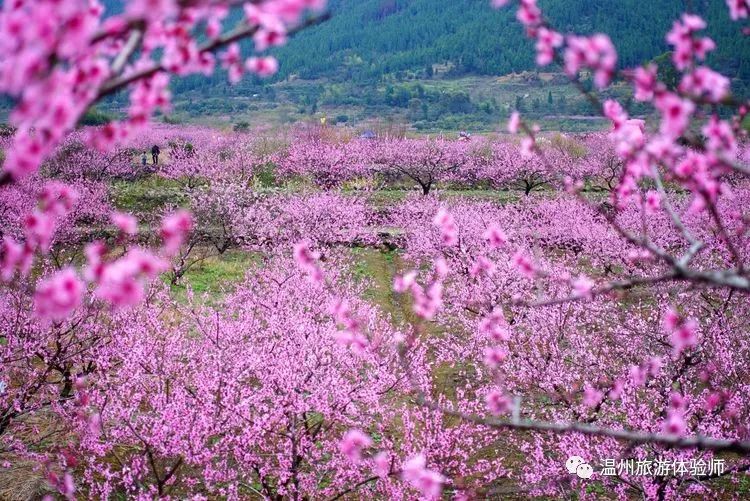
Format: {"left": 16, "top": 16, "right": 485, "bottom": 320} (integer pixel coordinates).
{"left": 271, "top": 0, "right": 750, "bottom": 82}
{"left": 100, "top": 0, "right": 750, "bottom": 84}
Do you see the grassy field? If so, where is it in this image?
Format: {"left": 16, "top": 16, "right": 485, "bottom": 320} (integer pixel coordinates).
{"left": 129, "top": 72, "right": 624, "bottom": 134}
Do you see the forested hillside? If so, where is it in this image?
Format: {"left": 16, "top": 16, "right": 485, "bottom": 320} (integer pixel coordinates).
{"left": 99, "top": 0, "right": 749, "bottom": 84}
{"left": 90, "top": 0, "right": 750, "bottom": 130}
{"left": 274, "top": 0, "right": 749, "bottom": 81}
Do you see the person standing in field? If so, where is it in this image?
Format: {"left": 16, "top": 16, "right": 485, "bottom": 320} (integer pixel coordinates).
{"left": 151, "top": 144, "right": 161, "bottom": 165}
{"left": 141, "top": 151, "right": 147, "bottom": 166}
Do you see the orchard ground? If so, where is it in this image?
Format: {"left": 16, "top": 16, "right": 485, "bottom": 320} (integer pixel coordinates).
{"left": 4, "top": 0, "right": 750, "bottom": 499}
{"left": 0, "top": 122, "right": 750, "bottom": 497}
{"left": 104, "top": 127, "right": 562, "bottom": 297}
{"left": 2, "top": 121, "right": 750, "bottom": 498}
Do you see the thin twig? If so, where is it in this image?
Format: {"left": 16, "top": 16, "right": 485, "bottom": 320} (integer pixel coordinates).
{"left": 97, "top": 12, "right": 331, "bottom": 98}
{"left": 416, "top": 395, "right": 750, "bottom": 454}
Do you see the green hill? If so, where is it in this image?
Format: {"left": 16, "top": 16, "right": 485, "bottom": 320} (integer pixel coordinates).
{"left": 99, "top": 0, "right": 749, "bottom": 84}
{"left": 270, "top": 0, "right": 749, "bottom": 82}
{"left": 93, "top": 0, "right": 750, "bottom": 131}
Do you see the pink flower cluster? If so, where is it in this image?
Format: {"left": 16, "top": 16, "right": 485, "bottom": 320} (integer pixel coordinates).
{"left": 662, "top": 392, "right": 688, "bottom": 436}
{"left": 401, "top": 454, "right": 446, "bottom": 499}
{"left": 628, "top": 357, "right": 663, "bottom": 387}
{"left": 514, "top": 0, "right": 542, "bottom": 30}
{"left": 633, "top": 64, "right": 660, "bottom": 102}
{"left": 293, "top": 240, "right": 324, "bottom": 282}
{"left": 339, "top": 429, "right": 373, "bottom": 463}
{"left": 160, "top": 209, "right": 194, "bottom": 256}
{"left": 564, "top": 34, "right": 617, "bottom": 89}
{"left": 485, "top": 389, "right": 513, "bottom": 415}
{"left": 330, "top": 299, "right": 368, "bottom": 352}
{"left": 2, "top": 182, "right": 79, "bottom": 281}
{"left": 433, "top": 208, "right": 458, "bottom": 246}
{"left": 220, "top": 43, "right": 279, "bottom": 83}
{"left": 89, "top": 246, "right": 168, "bottom": 308}
{"left": 29, "top": 207, "right": 191, "bottom": 321}
{"left": 111, "top": 211, "right": 138, "bottom": 237}
{"left": 666, "top": 14, "right": 716, "bottom": 71}
{"left": 479, "top": 307, "right": 514, "bottom": 414}
{"left": 726, "top": 0, "right": 750, "bottom": 20}
{"left": 679, "top": 67, "right": 730, "bottom": 103}
{"left": 393, "top": 257, "right": 449, "bottom": 320}
{"left": 33, "top": 268, "right": 84, "bottom": 322}
{"left": 483, "top": 223, "right": 508, "bottom": 249}
{"left": 663, "top": 307, "right": 699, "bottom": 357}
{"left": 511, "top": 248, "right": 537, "bottom": 279}
{"left": 0, "top": 0, "right": 327, "bottom": 182}
{"left": 494, "top": 1, "right": 616, "bottom": 88}
{"left": 0, "top": 1, "right": 107, "bottom": 180}
{"left": 534, "top": 27, "right": 563, "bottom": 66}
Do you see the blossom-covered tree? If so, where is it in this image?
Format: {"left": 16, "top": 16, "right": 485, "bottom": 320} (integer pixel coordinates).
{"left": 476, "top": 137, "right": 587, "bottom": 195}
{"left": 579, "top": 132, "right": 626, "bottom": 192}
{"left": 3, "top": 0, "right": 750, "bottom": 499}
{"left": 0, "top": 176, "right": 112, "bottom": 266}
{"left": 353, "top": 1, "right": 750, "bottom": 498}
{"left": 387, "top": 192, "right": 750, "bottom": 497}
{"left": 66, "top": 258, "right": 505, "bottom": 498}
{"left": 372, "top": 138, "right": 469, "bottom": 195}
{"left": 42, "top": 134, "right": 137, "bottom": 181}
{"left": 277, "top": 138, "right": 373, "bottom": 189}
{"left": 0, "top": 2, "right": 329, "bottom": 496}
{"left": 235, "top": 191, "right": 379, "bottom": 250}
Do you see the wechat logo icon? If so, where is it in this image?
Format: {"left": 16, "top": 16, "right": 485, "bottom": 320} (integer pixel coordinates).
{"left": 566, "top": 455, "right": 594, "bottom": 479}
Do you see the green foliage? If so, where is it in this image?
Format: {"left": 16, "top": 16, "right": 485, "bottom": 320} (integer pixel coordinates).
{"left": 162, "top": 115, "right": 182, "bottom": 125}
{"left": 269, "top": 0, "right": 750, "bottom": 83}
{"left": 253, "top": 164, "right": 278, "bottom": 188}
{"left": 79, "top": 107, "right": 114, "bottom": 126}
{"left": 653, "top": 52, "right": 680, "bottom": 90}
{"left": 550, "top": 133, "right": 587, "bottom": 159}
{"left": 234, "top": 121, "right": 251, "bottom": 132}
{"left": 111, "top": 176, "right": 188, "bottom": 214}
{"left": 169, "top": 250, "right": 259, "bottom": 302}
{"left": 347, "top": 248, "right": 409, "bottom": 321}
{"left": 92, "top": 0, "right": 750, "bottom": 132}
{"left": 515, "top": 95, "right": 525, "bottom": 112}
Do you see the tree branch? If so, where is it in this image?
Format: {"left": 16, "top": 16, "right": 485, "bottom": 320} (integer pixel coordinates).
{"left": 111, "top": 27, "right": 144, "bottom": 76}
{"left": 97, "top": 12, "right": 331, "bottom": 99}
{"left": 416, "top": 395, "right": 750, "bottom": 454}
